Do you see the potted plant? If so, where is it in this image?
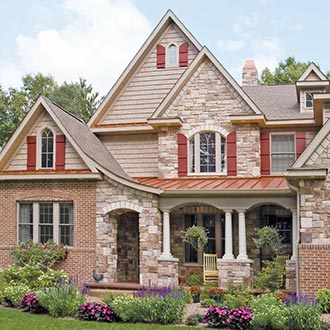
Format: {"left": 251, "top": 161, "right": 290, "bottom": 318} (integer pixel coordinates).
{"left": 190, "top": 286, "right": 201, "bottom": 303}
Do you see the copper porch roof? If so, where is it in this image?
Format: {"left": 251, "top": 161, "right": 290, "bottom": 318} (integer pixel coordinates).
{"left": 134, "top": 176, "right": 289, "bottom": 192}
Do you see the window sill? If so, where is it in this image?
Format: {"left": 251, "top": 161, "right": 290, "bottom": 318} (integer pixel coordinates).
{"left": 183, "top": 262, "right": 203, "bottom": 267}
{"left": 187, "top": 172, "right": 227, "bottom": 177}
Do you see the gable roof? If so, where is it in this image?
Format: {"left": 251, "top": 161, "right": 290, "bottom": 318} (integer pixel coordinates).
{"left": 291, "top": 117, "right": 330, "bottom": 169}
{"left": 298, "top": 62, "right": 329, "bottom": 82}
{"left": 151, "top": 47, "right": 262, "bottom": 118}
{"left": 88, "top": 9, "right": 202, "bottom": 128}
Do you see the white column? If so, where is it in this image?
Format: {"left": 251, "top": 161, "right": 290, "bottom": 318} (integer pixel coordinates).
{"left": 237, "top": 210, "right": 248, "bottom": 260}
{"left": 223, "top": 210, "right": 234, "bottom": 260}
{"left": 291, "top": 210, "right": 297, "bottom": 261}
{"left": 160, "top": 209, "right": 173, "bottom": 259}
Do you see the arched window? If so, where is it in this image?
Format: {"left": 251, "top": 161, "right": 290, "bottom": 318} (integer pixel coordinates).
{"left": 189, "top": 131, "right": 226, "bottom": 174}
{"left": 167, "top": 44, "right": 178, "bottom": 66}
{"left": 306, "top": 93, "right": 313, "bottom": 108}
{"left": 41, "top": 128, "right": 54, "bottom": 168}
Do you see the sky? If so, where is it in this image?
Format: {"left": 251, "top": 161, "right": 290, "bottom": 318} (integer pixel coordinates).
{"left": 1, "top": 0, "right": 330, "bottom": 96}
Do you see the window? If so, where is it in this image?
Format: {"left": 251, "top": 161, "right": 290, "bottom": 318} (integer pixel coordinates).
{"left": 189, "top": 132, "right": 226, "bottom": 174}
{"left": 184, "top": 214, "right": 198, "bottom": 263}
{"left": 41, "top": 129, "right": 54, "bottom": 168}
{"left": 306, "top": 93, "right": 313, "bottom": 108}
{"left": 271, "top": 134, "right": 295, "bottom": 172}
{"left": 18, "top": 202, "right": 73, "bottom": 246}
{"left": 203, "top": 215, "right": 216, "bottom": 254}
{"left": 167, "top": 44, "right": 178, "bottom": 66}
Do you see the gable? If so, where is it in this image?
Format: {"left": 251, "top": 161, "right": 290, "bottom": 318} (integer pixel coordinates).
{"left": 298, "top": 63, "right": 328, "bottom": 82}
{"left": 305, "top": 131, "right": 330, "bottom": 167}
{"left": 98, "top": 24, "right": 199, "bottom": 126}
{"left": 4, "top": 111, "right": 88, "bottom": 171}
{"left": 305, "top": 70, "right": 322, "bottom": 82}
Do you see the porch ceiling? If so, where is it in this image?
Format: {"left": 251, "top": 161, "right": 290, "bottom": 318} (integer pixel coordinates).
{"left": 134, "top": 176, "right": 290, "bottom": 194}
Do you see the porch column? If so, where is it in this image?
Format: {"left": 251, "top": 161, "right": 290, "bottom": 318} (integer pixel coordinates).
{"left": 159, "top": 209, "right": 173, "bottom": 259}
{"left": 237, "top": 210, "right": 248, "bottom": 260}
{"left": 291, "top": 209, "right": 297, "bottom": 261}
{"left": 223, "top": 210, "right": 234, "bottom": 260}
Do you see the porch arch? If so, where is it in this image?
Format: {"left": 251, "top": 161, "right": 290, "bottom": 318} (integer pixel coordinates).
{"left": 102, "top": 202, "right": 143, "bottom": 215}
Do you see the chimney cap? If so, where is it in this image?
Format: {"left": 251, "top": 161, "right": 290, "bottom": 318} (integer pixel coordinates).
{"left": 243, "top": 59, "right": 257, "bottom": 70}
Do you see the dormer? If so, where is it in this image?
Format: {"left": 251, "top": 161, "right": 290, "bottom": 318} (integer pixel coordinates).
{"left": 296, "top": 63, "right": 329, "bottom": 113}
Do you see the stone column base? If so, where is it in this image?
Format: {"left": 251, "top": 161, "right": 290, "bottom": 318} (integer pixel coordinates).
{"left": 218, "top": 258, "right": 254, "bottom": 289}
{"left": 157, "top": 257, "right": 179, "bottom": 286}
{"left": 285, "top": 259, "right": 296, "bottom": 292}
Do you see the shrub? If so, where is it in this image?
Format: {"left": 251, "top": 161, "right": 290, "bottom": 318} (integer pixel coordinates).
{"left": 185, "top": 270, "right": 203, "bottom": 286}
{"left": 222, "top": 284, "right": 254, "bottom": 309}
{"left": 317, "top": 288, "right": 330, "bottom": 313}
{"left": 38, "top": 269, "right": 68, "bottom": 288}
{"left": 185, "top": 313, "right": 204, "bottom": 326}
{"left": 19, "top": 292, "right": 47, "bottom": 314}
{"left": 201, "top": 298, "right": 217, "bottom": 308}
{"left": 112, "top": 295, "right": 142, "bottom": 323}
{"left": 204, "top": 305, "right": 253, "bottom": 329}
{"left": 37, "top": 281, "right": 86, "bottom": 317}
{"left": 250, "top": 293, "right": 289, "bottom": 330}
{"left": 12, "top": 240, "right": 68, "bottom": 270}
{"left": 286, "top": 303, "right": 322, "bottom": 330}
{"left": 101, "top": 291, "right": 115, "bottom": 305}
{"left": 3, "top": 284, "right": 31, "bottom": 307}
{"left": 78, "top": 302, "right": 115, "bottom": 322}
{"left": 253, "top": 260, "right": 284, "bottom": 291}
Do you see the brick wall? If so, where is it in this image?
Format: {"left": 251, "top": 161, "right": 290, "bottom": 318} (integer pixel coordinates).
{"left": 299, "top": 244, "right": 330, "bottom": 294}
{"left": 0, "top": 180, "right": 96, "bottom": 283}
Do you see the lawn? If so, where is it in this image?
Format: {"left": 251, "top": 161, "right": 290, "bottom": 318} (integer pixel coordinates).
{"left": 0, "top": 307, "right": 200, "bottom": 330}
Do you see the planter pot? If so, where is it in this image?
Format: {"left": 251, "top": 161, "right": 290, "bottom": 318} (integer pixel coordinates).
{"left": 192, "top": 294, "right": 200, "bottom": 303}
{"left": 179, "top": 277, "right": 186, "bottom": 286}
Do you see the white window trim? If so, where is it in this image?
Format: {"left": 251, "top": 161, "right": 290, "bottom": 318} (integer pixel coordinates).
{"left": 270, "top": 132, "right": 296, "bottom": 174}
{"left": 188, "top": 131, "right": 227, "bottom": 176}
{"left": 36, "top": 127, "right": 56, "bottom": 170}
{"left": 17, "top": 202, "right": 74, "bottom": 246}
{"left": 300, "top": 90, "right": 316, "bottom": 113}
{"left": 165, "top": 42, "right": 179, "bottom": 67}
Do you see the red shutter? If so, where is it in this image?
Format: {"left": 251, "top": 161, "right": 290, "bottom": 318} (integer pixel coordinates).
{"left": 156, "top": 44, "right": 165, "bottom": 69}
{"left": 296, "top": 131, "right": 306, "bottom": 158}
{"left": 56, "top": 135, "right": 66, "bottom": 170}
{"left": 27, "top": 136, "right": 36, "bottom": 170}
{"left": 179, "top": 42, "right": 188, "bottom": 67}
{"left": 260, "top": 132, "right": 270, "bottom": 175}
{"left": 226, "top": 131, "right": 237, "bottom": 176}
{"left": 178, "top": 133, "right": 187, "bottom": 177}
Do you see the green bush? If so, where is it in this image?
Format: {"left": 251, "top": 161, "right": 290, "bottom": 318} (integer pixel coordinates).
{"left": 253, "top": 260, "right": 284, "bottom": 291}
{"left": 316, "top": 288, "right": 330, "bottom": 313}
{"left": 3, "top": 284, "right": 31, "bottom": 307}
{"left": 250, "top": 293, "right": 289, "bottom": 330}
{"left": 222, "top": 284, "right": 254, "bottom": 308}
{"left": 101, "top": 291, "right": 115, "bottom": 305}
{"left": 287, "top": 303, "right": 322, "bottom": 330}
{"left": 185, "top": 270, "right": 203, "bottom": 286}
{"left": 185, "top": 313, "right": 204, "bottom": 326}
{"left": 201, "top": 298, "right": 217, "bottom": 308}
{"left": 37, "top": 282, "right": 85, "bottom": 317}
{"left": 38, "top": 269, "right": 68, "bottom": 288}
{"left": 12, "top": 240, "right": 68, "bottom": 270}
{"left": 113, "top": 295, "right": 142, "bottom": 322}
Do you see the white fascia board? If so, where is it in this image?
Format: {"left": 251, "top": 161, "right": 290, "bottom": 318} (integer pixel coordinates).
{"left": 0, "top": 173, "right": 103, "bottom": 181}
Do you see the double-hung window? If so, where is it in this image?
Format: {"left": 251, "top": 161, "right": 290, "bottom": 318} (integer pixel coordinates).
{"left": 306, "top": 93, "right": 313, "bottom": 108}
{"left": 41, "top": 129, "right": 54, "bottom": 168}
{"left": 18, "top": 202, "right": 74, "bottom": 246}
{"left": 271, "top": 134, "right": 295, "bottom": 172}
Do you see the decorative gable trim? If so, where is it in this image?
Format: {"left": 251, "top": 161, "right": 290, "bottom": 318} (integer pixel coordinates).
{"left": 297, "top": 63, "right": 329, "bottom": 82}
{"left": 88, "top": 10, "right": 202, "bottom": 128}
{"left": 151, "top": 47, "right": 262, "bottom": 118}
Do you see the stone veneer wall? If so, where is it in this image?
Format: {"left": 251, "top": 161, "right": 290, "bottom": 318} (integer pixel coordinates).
{"left": 0, "top": 180, "right": 97, "bottom": 283}
{"left": 96, "top": 178, "right": 162, "bottom": 285}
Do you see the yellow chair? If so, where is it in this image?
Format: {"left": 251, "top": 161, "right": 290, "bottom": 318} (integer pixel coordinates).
{"left": 203, "top": 253, "right": 218, "bottom": 283}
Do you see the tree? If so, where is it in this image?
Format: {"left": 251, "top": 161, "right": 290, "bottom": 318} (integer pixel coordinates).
{"left": 260, "top": 57, "right": 311, "bottom": 85}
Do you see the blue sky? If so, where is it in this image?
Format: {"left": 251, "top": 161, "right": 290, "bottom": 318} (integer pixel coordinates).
{"left": 1, "top": 0, "right": 329, "bottom": 95}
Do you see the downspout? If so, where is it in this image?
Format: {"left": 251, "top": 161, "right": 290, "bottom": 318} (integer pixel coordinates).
{"left": 288, "top": 182, "right": 300, "bottom": 294}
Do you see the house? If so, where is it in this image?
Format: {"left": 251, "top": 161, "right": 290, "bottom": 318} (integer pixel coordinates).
{"left": 0, "top": 10, "right": 329, "bottom": 295}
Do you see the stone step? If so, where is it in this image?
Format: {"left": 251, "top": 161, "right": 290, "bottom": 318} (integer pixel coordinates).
{"left": 88, "top": 288, "right": 135, "bottom": 298}
{"left": 85, "top": 281, "right": 142, "bottom": 291}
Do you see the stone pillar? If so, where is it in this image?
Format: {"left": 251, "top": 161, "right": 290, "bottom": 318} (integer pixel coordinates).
{"left": 291, "top": 210, "right": 297, "bottom": 261}
{"left": 223, "top": 210, "right": 234, "bottom": 260}
{"left": 285, "top": 259, "right": 296, "bottom": 291}
{"left": 159, "top": 209, "right": 173, "bottom": 259}
{"left": 237, "top": 210, "right": 248, "bottom": 260}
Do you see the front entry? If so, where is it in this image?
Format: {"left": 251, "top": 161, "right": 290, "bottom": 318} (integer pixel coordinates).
{"left": 117, "top": 212, "right": 139, "bottom": 282}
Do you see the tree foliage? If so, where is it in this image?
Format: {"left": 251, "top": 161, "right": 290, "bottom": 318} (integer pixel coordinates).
{"left": 0, "top": 73, "right": 102, "bottom": 148}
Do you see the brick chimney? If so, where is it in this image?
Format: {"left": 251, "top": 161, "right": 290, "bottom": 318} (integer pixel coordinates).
{"left": 242, "top": 59, "right": 258, "bottom": 86}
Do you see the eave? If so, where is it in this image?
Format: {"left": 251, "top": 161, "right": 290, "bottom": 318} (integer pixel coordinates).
{"left": 285, "top": 168, "right": 328, "bottom": 179}
{"left": 91, "top": 124, "right": 155, "bottom": 135}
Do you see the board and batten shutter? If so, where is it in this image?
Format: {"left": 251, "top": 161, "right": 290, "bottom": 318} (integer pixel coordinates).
{"left": 56, "top": 135, "right": 66, "bottom": 170}
{"left": 226, "top": 131, "right": 237, "bottom": 176}
{"left": 260, "top": 132, "right": 270, "bottom": 175}
{"left": 178, "top": 133, "right": 187, "bottom": 177}
{"left": 156, "top": 44, "right": 166, "bottom": 69}
{"left": 27, "top": 135, "right": 37, "bottom": 170}
{"left": 295, "top": 131, "right": 306, "bottom": 158}
{"left": 179, "top": 42, "right": 188, "bottom": 67}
